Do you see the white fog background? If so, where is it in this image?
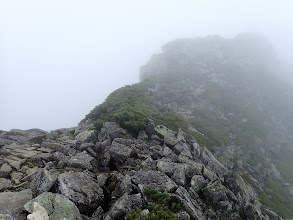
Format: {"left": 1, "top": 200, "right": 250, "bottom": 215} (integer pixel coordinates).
{"left": 1, "top": 0, "right": 293, "bottom": 131}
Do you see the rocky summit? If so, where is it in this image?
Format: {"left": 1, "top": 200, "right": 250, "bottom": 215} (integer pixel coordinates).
{"left": 1, "top": 34, "right": 293, "bottom": 220}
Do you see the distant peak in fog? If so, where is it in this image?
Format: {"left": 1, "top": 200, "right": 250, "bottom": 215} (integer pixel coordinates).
{"left": 140, "top": 33, "right": 278, "bottom": 81}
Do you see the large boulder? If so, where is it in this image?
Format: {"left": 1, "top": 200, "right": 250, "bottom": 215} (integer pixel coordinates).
{"left": 174, "top": 186, "right": 204, "bottom": 220}
{"left": 154, "top": 125, "right": 185, "bottom": 146}
{"left": 57, "top": 171, "right": 104, "bottom": 215}
{"left": 75, "top": 130, "right": 95, "bottom": 143}
{"left": 131, "top": 170, "right": 177, "bottom": 193}
{"left": 108, "top": 141, "right": 133, "bottom": 164}
{"left": 98, "top": 122, "right": 127, "bottom": 142}
{"left": 30, "top": 167, "right": 59, "bottom": 197}
{"left": 0, "top": 189, "right": 32, "bottom": 218}
{"left": 200, "top": 147, "right": 227, "bottom": 175}
{"left": 157, "top": 160, "right": 202, "bottom": 186}
{"left": 67, "top": 151, "right": 97, "bottom": 170}
{"left": 202, "top": 180, "right": 231, "bottom": 210}
{"left": 24, "top": 192, "right": 82, "bottom": 220}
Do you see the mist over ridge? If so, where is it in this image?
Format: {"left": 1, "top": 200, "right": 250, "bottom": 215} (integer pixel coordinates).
{"left": 1, "top": 0, "right": 293, "bottom": 130}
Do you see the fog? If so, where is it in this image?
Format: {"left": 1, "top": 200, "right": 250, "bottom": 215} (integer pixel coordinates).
{"left": 1, "top": 0, "right": 293, "bottom": 131}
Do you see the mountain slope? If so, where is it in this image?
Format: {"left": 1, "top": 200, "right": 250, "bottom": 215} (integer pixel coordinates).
{"left": 86, "top": 33, "right": 293, "bottom": 218}
{"left": 0, "top": 34, "right": 292, "bottom": 220}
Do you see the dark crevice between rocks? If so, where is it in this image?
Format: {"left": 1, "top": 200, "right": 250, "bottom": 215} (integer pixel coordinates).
{"left": 108, "top": 157, "right": 117, "bottom": 171}
{"left": 101, "top": 175, "right": 119, "bottom": 212}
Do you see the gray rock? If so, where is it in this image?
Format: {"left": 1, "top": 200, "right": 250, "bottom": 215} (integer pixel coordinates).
{"left": 68, "top": 151, "right": 97, "bottom": 170}
{"left": 203, "top": 167, "right": 218, "bottom": 181}
{"left": 191, "top": 175, "right": 207, "bottom": 193}
{"left": 92, "top": 206, "right": 104, "bottom": 220}
{"left": 58, "top": 171, "right": 104, "bottom": 215}
{"left": 118, "top": 174, "right": 133, "bottom": 196}
{"left": 130, "top": 193, "right": 143, "bottom": 210}
{"left": 0, "top": 189, "right": 32, "bottom": 218}
{"left": 200, "top": 147, "right": 227, "bottom": 175}
{"left": 154, "top": 125, "right": 185, "bottom": 146}
{"left": 0, "top": 178, "right": 11, "bottom": 192}
{"left": 174, "top": 186, "right": 204, "bottom": 220}
{"left": 30, "top": 167, "right": 59, "bottom": 197}
{"left": 108, "top": 142, "right": 133, "bottom": 164}
{"left": 24, "top": 192, "right": 82, "bottom": 220}
{"left": 27, "top": 202, "right": 49, "bottom": 220}
{"left": 98, "top": 122, "right": 126, "bottom": 142}
{"left": 176, "top": 211, "right": 190, "bottom": 220}
{"left": 163, "top": 146, "right": 178, "bottom": 162}
{"left": 137, "top": 130, "right": 148, "bottom": 140}
{"left": 96, "top": 173, "right": 109, "bottom": 188}
{"left": 79, "top": 143, "right": 95, "bottom": 151}
{"left": 10, "top": 171, "right": 23, "bottom": 185}
{"left": 131, "top": 170, "right": 177, "bottom": 193}
{"left": 0, "top": 138, "right": 12, "bottom": 147}
{"left": 104, "top": 193, "right": 131, "bottom": 220}
{"left": 75, "top": 130, "right": 95, "bottom": 143}
{"left": 157, "top": 160, "right": 177, "bottom": 176}
{"left": 0, "top": 163, "right": 12, "bottom": 178}
{"left": 5, "top": 129, "right": 47, "bottom": 144}
{"left": 263, "top": 208, "right": 282, "bottom": 220}
{"left": 202, "top": 180, "right": 229, "bottom": 209}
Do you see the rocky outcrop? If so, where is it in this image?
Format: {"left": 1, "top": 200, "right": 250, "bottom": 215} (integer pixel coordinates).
{"left": 0, "top": 121, "right": 277, "bottom": 219}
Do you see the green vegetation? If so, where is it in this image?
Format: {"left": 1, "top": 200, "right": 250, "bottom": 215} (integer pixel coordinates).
{"left": 85, "top": 81, "right": 191, "bottom": 136}
{"left": 127, "top": 188, "right": 182, "bottom": 220}
{"left": 258, "top": 180, "right": 293, "bottom": 218}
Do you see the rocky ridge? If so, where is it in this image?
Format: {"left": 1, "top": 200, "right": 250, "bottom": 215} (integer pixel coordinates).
{"left": 0, "top": 120, "right": 281, "bottom": 219}
{"left": 1, "top": 34, "right": 291, "bottom": 220}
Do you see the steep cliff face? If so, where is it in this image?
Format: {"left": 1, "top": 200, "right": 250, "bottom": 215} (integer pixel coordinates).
{"left": 0, "top": 34, "right": 292, "bottom": 220}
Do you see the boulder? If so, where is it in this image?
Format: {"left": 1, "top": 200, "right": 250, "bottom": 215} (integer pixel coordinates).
{"left": 0, "top": 178, "right": 11, "bottom": 191}
{"left": 27, "top": 202, "right": 49, "bottom": 220}
{"left": 30, "top": 167, "right": 59, "bottom": 197}
{"left": 75, "top": 130, "right": 95, "bottom": 143}
{"left": 0, "top": 189, "right": 32, "bottom": 218}
{"left": 24, "top": 192, "right": 82, "bottom": 220}
{"left": 200, "top": 147, "right": 227, "bottom": 175}
{"left": 79, "top": 143, "right": 94, "bottom": 151}
{"left": 68, "top": 151, "right": 97, "bottom": 170}
{"left": 108, "top": 142, "right": 133, "bottom": 164}
{"left": 58, "top": 171, "right": 104, "bottom": 215}
{"left": 98, "top": 122, "right": 126, "bottom": 142}
{"left": 131, "top": 170, "right": 177, "bottom": 193}
{"left": 202, "top": 180, "right": 230, "bottom": 209}
{"left": 173, "top": 186, "right": 204, "bottom": 220}
{"left": 154, "top": 125, "right": 185, "bottom": 146}
{"left": 0, "top": 163, "right": 12, "bottom": 178}
{"left": 190, "top": 175, "right": 207, "bottom": 193}
{"left": 104, "top": 193, "right": 131, "bottom": 220}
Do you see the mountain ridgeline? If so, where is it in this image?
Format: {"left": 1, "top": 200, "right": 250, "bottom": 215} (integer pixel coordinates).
{"left": 1, "top": 34, "right": 293, "bottom": 220}
{"left": 86, "top": 33, "right": 293, "bottom": 218}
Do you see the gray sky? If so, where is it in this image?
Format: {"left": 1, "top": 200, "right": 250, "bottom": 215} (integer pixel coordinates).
{"left": 1, "top": 0, "right": 293, "bottom": 131}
